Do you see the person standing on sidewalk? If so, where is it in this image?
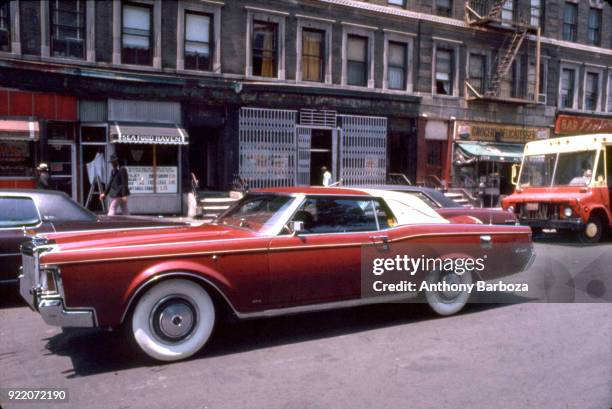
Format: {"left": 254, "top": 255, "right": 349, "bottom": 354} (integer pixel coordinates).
{"left": 36, "top": 163, "right": 50, "bottom": 189}
{"left": 100, "top": 154, "right": 130, "bottom": 215}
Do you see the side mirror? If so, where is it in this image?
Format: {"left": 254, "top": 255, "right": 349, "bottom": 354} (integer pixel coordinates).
{"left": 290, "top": 220, "right": 305, "bottom": 236}
{"left": 511, "top": 164, "right": 520, "bottom": 186}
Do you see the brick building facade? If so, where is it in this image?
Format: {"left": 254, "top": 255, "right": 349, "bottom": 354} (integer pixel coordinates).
{"left": 0, "top": 0, "right": 610, "bottom": 213}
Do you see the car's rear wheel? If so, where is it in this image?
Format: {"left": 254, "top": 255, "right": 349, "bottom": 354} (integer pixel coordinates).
{"left": 577, "top": 215, "right": 604, "bottom": 244}
{"left": 130, "top": 279, "right": 215, "bottom": 362}
{"left": 424, "top": 267, "right": 473, "bottom": 316}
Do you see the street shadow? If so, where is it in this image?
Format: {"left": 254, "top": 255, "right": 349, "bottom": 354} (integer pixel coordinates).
{"left": 44, "top": 295, "right": 530, "bottom": 377}
{"left": 533, "top": 230, "right": 612, "bottom": 247}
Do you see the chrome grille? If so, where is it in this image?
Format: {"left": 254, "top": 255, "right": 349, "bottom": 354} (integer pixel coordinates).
{"left": 518, "top": 203, "right": 559, "bottom": 220}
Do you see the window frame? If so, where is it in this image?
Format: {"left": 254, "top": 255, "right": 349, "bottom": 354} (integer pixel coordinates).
{"left": 121, "top": 1, "right": 154, "bottom": 66}
{"left": 387, "top": 0, "right": 406, "bottom": 7}
{"left": 583, "top": 68, "right": 603, "bottom": 112}
{"left": 183, "top": 10, "right": 213, "bottom": 71}
{"left": 562, "top": 2, "right": 578, "bottom": 42}
{"left": 0, "top": 0, "right": 10, "bottom": 52}
{"left": 384, "top": 32, "right": 414, "bottom": 92}
{"left": 587, "top": 8, "right": 601, "bottom": 46}
{"left": 296, "top": 17, "right": 332, "bottom": 84}
{"left": 435, "top": 0, "right": 453, "bottom": 18}
{"left": 346, "top": 34, "right": 368, "bottom": 87}
{"left": 432, "top": 41, "right": 460, "bottom": 97}
{"left": 49, "top": 0, "right": 86, "bottom": 59}
{"left": 245, "top": 9, "right": 286, "bottom": 80}
{"left": 607, "top": 73, "right": 612, "bottom": 113}
{"left": 300, "top": 28, "right": 325, "bottom": 83}
{"left": 341, "top": 23, "right": 375, "bottom": 89}
{"left": 176, "top": 1, "right": 221, "bottom": 73}
{"left": 530, "top": 0, "right": 543, "bottom": 28}
{"left": 467, "top": 51, "right": 487, "bottom": 95}
{"left": 558, "top": 63, "right": 579, "bottom": 109}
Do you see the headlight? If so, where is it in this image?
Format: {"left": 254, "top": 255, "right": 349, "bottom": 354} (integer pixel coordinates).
{"left": 563, "top": 207, "right": 573, "bottom": 218}
{"left": 507, "top": 205, "right": 514, "bottom": 213}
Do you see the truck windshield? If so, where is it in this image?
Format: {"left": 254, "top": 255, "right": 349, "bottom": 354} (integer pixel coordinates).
{"left": 519, "top": 154, "right": 556, "bottom": 187}
{"left": 216, "top": 194, "right": 294, "bottom": 234}
{"left": 519, "top": 150, "right": 597, "bottom": 187}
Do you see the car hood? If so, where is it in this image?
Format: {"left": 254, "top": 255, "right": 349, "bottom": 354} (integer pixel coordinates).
{"left": 38, "top": 222, "right": 255, "bottom": 261}
{"left": 49, "top": 215, "right": 189, "bottom": 233}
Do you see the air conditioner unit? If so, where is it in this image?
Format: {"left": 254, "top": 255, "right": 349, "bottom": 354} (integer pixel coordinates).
{"left": 538, "top": 93, "right": 546, "bottom": 104}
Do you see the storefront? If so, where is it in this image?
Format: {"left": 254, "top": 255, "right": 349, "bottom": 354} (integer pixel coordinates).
{"left": 105, "top": 99, "right": 188, "bottom": 215}
{"left": 554, "top": 114, "right": 612, "bottom": 136}
{"left": 416, "top": 118, "right": 452, "bottom": 187}
{"left": 0, "top": 89, "right": 77, "bottom": 192}
{"left": 452, "top": 121, "right": 549, "bottom": 206}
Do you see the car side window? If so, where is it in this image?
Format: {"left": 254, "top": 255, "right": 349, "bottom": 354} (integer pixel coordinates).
{"left": 372, "top": 199, "right": 397, "bottom": 229}
{"left": 0, "top": 197, "right": 40, "bottom": 227}
{"left": 291, "top": 197, "right": 378, "bottom": 233}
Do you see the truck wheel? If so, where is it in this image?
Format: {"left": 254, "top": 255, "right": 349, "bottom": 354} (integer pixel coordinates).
{"left": 424, "top": 268, "right": 473, "bottom": 316}
{"left": 130, "top": 279, "right": 216, "bottom": 362}
{"left": 577, "top": 215, "right": 603, "bottom": 244}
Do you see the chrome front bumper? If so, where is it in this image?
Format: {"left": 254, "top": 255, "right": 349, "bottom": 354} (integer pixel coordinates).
{"left": 37, "top": 298, "right": 95, "bottom": 328}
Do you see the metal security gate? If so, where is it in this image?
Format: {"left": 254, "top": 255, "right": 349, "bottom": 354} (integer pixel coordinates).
{"left": 338, "top": 115, "right": 387, "bottom": 185}
{"left": 296, "top": 125, "right": 312, "bottom": 185}
{"left": 238, "top": 108, "right": 297, "bottom": 188}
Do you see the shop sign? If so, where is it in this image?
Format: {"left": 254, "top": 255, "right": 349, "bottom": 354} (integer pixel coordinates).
{"left": 126, "top": 166, "right": 178, "bottom": 194}
{"left": 555, "top": 115, "right": 612, "bottom": 135}
{"left": 455, "top": 121, "right": 549, "bottom": 143}
{"left": 114, "top": 134, "right": 186, "bottom": 145}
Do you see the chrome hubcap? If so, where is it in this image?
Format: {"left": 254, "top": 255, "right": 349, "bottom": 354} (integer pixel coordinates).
{"left": 439, "top": 272, "right": 461, "bottom": 300}
{"left": 585, "top": 222, "right": 598, "bottom": 239}
{"left": 151, "top": 296, "right": 197, "bottom": 343}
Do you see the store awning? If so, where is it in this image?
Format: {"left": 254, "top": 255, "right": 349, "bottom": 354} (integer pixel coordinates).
{"left": 455, "top": 141, "right": 523, "bottom": 164}
{"left": 0, "top": 120, "right": 40, "bottom": 141}
{"left": 110, "top": 122, "right": 189, "bottom": 145}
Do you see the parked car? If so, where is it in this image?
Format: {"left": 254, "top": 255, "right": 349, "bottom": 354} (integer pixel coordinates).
{"left": 20, "top": 187, "right": 533, "bottom": 362}
{"left": 355, "top": 185, "right": 517, "bottom": 225}
{"left": 1, "top": 189, "right": 189, "bottom": 285}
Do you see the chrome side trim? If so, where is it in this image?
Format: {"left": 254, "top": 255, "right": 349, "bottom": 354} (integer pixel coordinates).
{"left": 234, "top": 293, "right": 415, "bottom": 319}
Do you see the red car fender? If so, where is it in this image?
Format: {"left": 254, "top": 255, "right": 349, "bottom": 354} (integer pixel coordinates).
{"left": 120, "top": 260, "right": 235, "bottom": 324}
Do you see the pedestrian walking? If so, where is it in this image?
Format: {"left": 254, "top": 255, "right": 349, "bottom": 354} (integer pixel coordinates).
{"left": 36, "top": 163, "right": 50, "bottom": 189}
{"left": 321, "top": 166, "right": 332, "bottom": 186}
{"left": 100, "top": 154, "right": 130, "bottom": 215}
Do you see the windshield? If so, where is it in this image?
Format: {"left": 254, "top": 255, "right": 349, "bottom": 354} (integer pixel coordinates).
{"left": 519, "top": 150, "right": 597, "bottom": 187}
{"left": 554, "top": 151, "right": 596, "bottom": 186}
{"left": 519, "top": 154, "right": 556, "bottom": 187}
{"left": 216, "top": 194, "right": 294, "bottom": 234}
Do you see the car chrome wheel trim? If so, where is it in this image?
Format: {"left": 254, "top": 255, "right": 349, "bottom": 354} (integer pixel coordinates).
{"left": 585, "top": 222, "right": 598, "bottom": 239}
{"left": 150, "top": 295, "right": 198, "bottom": 344}
{"left": 438, "top": 272, "right": 462, "bottom": 302}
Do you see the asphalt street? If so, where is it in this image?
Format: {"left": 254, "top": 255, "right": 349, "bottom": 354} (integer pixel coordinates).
{"left": 0, "top": 237, "right": 611, "bottom": 409}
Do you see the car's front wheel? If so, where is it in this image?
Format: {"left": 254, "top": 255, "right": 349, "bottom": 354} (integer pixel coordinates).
{"left": 577, "top": 215, "right": 604, "bottom": 244}
{"left": 130, "top": 279, "right": 216, "bottom": 362}
{"left": 424, "top": 267, "right": 473, "bottom": 316}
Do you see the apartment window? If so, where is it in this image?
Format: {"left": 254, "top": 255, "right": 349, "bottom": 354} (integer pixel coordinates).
{"left": 0, "top": 0, "right": 9, "bottom": 52}
{"left": 530, "top": 0, "right": 542, "bottom": 27}
{"left": 184, "top": 12, "right": 212, "bottom": 71}
{"left": 469, "top": 53, "right": 486, "bottom": 94}
{"left": 347, "top": 35, "right": 368, "bottom": 86}
{"left": 436, "top": 0, "right": 452, "bottom": 17}
{"left": 585, "top": 72, "right": 599, "bottom": 111}
{"left": 587, "top": 8, "right": 601, "bottom": 46}
{"left": 501, "top": 0, "right": 514, "bottom": 22}
{"left": 388, "top": 41, "right": 407, "bottom": 90}
{"left": 252, "top": 21, "right": 277, "bottom": 77}
{"left": 560, "top": 68, "right": 575, "bottom": 108}
{"left": 301, "top": 29, "right": 324, "bottom": 82}
{"left": 388, "top": 0, "right": 405, "bottom": 6}
{"left": 122, "top": 3, "right": 152, "bottom": 65}
{"left": 435, "top": 48, "right": 453, "bottom": 95}
{"left": 562, "top": 3, "right": 577, "bottom": 42}
{"left": 50, "top": 0, "right": 86, "bottom": 59}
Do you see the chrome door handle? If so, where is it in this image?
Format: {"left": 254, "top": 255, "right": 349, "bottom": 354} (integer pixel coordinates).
{"left": 370, "top": 235, "right": 389, "bottom": 250}
{"left": 480, "top": 235, "right": 492, "bottom": 249}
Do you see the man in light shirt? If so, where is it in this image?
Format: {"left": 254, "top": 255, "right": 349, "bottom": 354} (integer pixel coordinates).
{"left": 321, "top": 166, "right": 332, "bottom": 186}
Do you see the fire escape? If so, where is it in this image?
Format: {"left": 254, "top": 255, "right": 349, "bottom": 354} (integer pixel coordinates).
{"left": 464, "top": 0, "right": 542, "bottom": 103}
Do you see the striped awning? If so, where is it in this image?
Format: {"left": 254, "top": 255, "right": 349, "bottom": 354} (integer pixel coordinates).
{"left": 110, "top": 122, "right": 189, "bottom": 145}
{"left": 0, "top": 119, "right": 40, "bottom": 141}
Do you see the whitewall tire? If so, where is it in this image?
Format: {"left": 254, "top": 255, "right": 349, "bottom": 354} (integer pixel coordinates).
{"left": 130, "top": 279, "right": 216, "bottom": 362}
{"left": 424, "top": 268, "right": 473, "bottom": 316}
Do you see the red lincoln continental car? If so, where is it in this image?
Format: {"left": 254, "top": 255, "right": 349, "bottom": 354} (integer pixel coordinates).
{"left": 20, "top": 187, "right": 534, "bottom": 362}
